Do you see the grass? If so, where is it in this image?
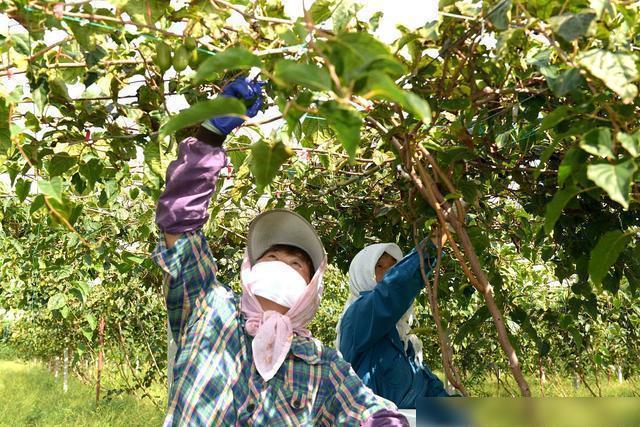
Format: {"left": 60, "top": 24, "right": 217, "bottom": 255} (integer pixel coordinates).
{"left": 463, "top": 372, "right": 639, "bottom": 397}
{"left": 0, "top": 350, "right": 636, "bottom": 426}
{"left": 0, "top": 359, "right": 165, "bottom": 427}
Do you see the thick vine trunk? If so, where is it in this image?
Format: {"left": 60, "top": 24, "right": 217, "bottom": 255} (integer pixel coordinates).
{"left": 414, "top": 227, "right": 468, "bottom": 396}
{"left": 416, "top": 160, "right": 531, "bottom": 397}
{"left": 372, "top": 119, "right": 531, "bottom": 396}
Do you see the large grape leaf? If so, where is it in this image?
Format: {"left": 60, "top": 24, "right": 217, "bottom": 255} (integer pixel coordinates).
{"left": 587, "top": 159, "right": 638, "bottom": 209}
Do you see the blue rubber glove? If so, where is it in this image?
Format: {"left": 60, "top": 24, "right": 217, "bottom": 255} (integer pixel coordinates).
{"left": 202, "top": 78, "right": 265, "bottom": 136}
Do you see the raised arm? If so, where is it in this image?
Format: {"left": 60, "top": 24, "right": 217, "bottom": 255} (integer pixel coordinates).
{"left": 155, "top": 128, "right": 227, "bottom": 248}
{"left": 157, "top": 78, "right": 264, "bottom": 248}
{"left": 152, "top": 78, "right": 264, "bottom": 342}
{"left": 340, "top": 241, "right": 439, "bottom": 357}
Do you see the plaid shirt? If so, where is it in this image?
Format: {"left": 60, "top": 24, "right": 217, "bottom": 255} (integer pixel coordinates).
{"left": 152, "top": 230, "right": 395, "bottom": 426}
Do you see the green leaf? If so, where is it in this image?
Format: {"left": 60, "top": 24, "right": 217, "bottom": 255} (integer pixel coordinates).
{"left": 568, "top": 326, "right": 583, "bottom": 350}
{"left": 273, "top": 60, "right": 332, "bottom": 91}
{"left": 79, "top": 158, "right": 103, "bottom": 189}
{"left": 60, "top": 306, "right": 70, "bottom": 319}
{"left": 159, "top": 97, "right": 246, "bottom": 138}
{"left": 544, "top": 183, "right": 580, "bottom": 234}
{"left": 15, "top": 178, "right": 30, "bottom": 202}
{"left": 589, "top": 230, "right": 632, "bottom": 286}
{"left": 455, "top": 306, "right": 491, "bottom": 344}
{"left": 70, "top": 281, "right": 91, "bottom": 303}
{"left": 456, "top": 0, "right": 482, "bottom": 16}
{"left": 122, "top": 251, "right": 145, "bottom": 264}
{"left": 487, "top": 0, "right": 512, "bottom": 31}
{"left": 333, "top": 0, "right": 358, "bottom": 32}
{"left": 309, "top": 0, "right": 334, "bottom": 23}
{"left": 48, "top": 77, "right": 72, "bottom": 103}
{"left": 47, "top": 153, "right": 77, "bottom": 177}
{"left": 319, "top": 101, "right": 362, "bottom": 158}
{"left": 549, "top": 12, "right": 596, "bottom": 42}
{"left": 617, "top": 131, "right": 640, "bottom": 157}
{"left": 85, "top": 313, "right": 97, "bottom": 330}
{"left": 540, "top": 106, "right": 569, "bottom": 130}
{"left": 537, "top": 340, "right": 551, "bottom": 357}
{"left": 363, "top": 72, "right": 431, "bottom": 124}
{"left": 38, "top": 177, "right": 63, "bottom": 203}
{"left": 587, "top": 159, "right": 638, "bottom": 209}
{"left": 324, "top": 32, "right": 406, "bottom": 82}
{"left": 143, "top": 138, "right": 162, "bottom": 191}
{"left": 578, "top": 49, "right": 639, "bottom": 103}
{"left": 112, "top": 0, "right": 167, "bottom": 25}
{"left": 0, "top": 98, "right": 11, "bottom": 155}
{"left": 81, "top": 328, "right": 93, "bottom": 340}
{"left": 249, "top": 139, "right": 294, "bottom": 192}
{"left": 10, "top": 34, "right": 30, "bottom": 55}
{"left": 194, "top": 47, "right": 261, "bottom": 82}
{"left": 547, "top": 68, "right": 583, "bottom": 97}
{"left": 557, "top": 148, "right": 587, "bottom": 185}
{"left": 30, "top": 194, "right": 45, "bottom": 214}
{"left": 47, "top": 293, "right": 67, "bottom": 311}
{"left": 580, "top": 127, "right": 614, "bottom": 158}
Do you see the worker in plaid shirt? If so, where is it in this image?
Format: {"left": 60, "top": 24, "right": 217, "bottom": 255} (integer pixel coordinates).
{"left": 152, "top": 77, "right": 409, "bottom": 426}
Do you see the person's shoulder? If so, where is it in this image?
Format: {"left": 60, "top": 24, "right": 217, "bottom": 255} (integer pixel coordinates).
{"left": 201, "top": 278, "right": 241, "bottom": 317}
{"left": 309, "top": 338, "right": 354, "bottom": 373}
{"left": 292, "top": 337, "right": 341, "bottom": 364}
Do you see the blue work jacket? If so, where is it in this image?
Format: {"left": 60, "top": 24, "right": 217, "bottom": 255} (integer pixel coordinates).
{"left": 338, "top": 246, "right": 450, "bottom": 408}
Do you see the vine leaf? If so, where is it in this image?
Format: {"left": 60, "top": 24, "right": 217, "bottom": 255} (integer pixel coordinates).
{"left": 547, "top": 68, "right": 583, "bottom": 97}
{"left": 549, "top": 12, "right": 595, "bottom": 42}
{"left": 586, "top": 159, "right": 638, "bottom": 209}
{"left": 540, "top": 105, "right": 570, "bottom": 130}
{"left": 544, "top": 183, "right": 580, "bottom": 234}
{"left": 578, "top": 49, "right": 639, "bottom": 104}
{"left": 144, "top": 138, "right": 162, "bottom": 191}
{"left": 617, "top": 131, "right": 640, "bottom": 158}
{"left": 79, "top": 158, "right": 104, "bottom": 190}
{"left": 47, "top": 293, "right": 67, "bottom": 311}
{"left": 112, "top": 0, "right": 168, "bottom": 25}
{"left": 589, "top": 230, "right": 632, "bottom": 286}
{"left": 159, "top": 97, "right": 246, "bottom": 138}
{"left": 309, "top": 0, "right": 334, "bottom": 23}
{"left": 47, "top": 153, "right": 77, "bottom": 177}
{"left": 363, "top": 72, "right": 431, "bottom": 124}
{"left": 15, "top": 178, "right": 30, "bottom": 202}
{"left": 557, "top": 147, "right": 587, "bottom": 185}
{"left": 249, "top": 139, "right": 294, "bottom": 193}
{"left": 324, "top": 32, "right": 406, "bottom": 82}
{"left": 319, "top": 101, "right": 362, "bottom": 159}
{"left": 273, "top": 60, "right": 332, "bottom": 91}
{"left": 0, "top": 98, "right": 10, "bottom": 154}
{"left": 579, "top": 127, "right": 613, "bottom": 158}
{"left": 487, "top": 0, "right": 512, "bottom": 31}
{"left": 38, "top": 177, "right": 63, "bottom": 203}
{"left": 194, "top": 47, "right": 261, "bottom": 82}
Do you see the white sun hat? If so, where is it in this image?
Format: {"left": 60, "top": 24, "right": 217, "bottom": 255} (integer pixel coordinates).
{"left": 247, "top": 209, "right": 326, "bottom": 271}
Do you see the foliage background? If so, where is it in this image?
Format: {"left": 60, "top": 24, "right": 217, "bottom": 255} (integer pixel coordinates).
{"left": 0, "top": 0, "right": 639, "bottom": 399}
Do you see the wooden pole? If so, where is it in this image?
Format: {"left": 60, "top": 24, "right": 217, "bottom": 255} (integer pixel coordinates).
{"left": 63, "top": 348, "right": 69, "bottom": 393}
{"left": 96, "top": 317, "right": 105, "bottom": 406}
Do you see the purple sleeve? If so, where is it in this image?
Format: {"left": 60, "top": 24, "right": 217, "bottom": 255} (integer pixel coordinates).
{"left": 362, "top": 409, "right": 410, "bottom": 427}
{"left": 155, "top": 137, "right": 227, "bottom": 234}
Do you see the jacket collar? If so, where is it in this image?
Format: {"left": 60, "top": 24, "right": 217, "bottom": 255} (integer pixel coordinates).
{"left": 289, "top": 335, "right": 323, "bottom": 365}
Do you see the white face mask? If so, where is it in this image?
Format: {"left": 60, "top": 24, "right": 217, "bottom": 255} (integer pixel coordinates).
{"left": 249, "top": 261, "right": 308, "bottom": 309}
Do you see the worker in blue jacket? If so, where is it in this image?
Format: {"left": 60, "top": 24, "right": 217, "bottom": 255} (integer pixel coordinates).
{"left": 335, "top": 239, "right": 451, "bottom": 408}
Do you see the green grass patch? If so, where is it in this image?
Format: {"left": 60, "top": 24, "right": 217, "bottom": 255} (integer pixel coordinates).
{"left": 466, "top": 372, "right": 639, "bottom": 397}
{"left": 0, "top": 359, "right": 165, "bottom": 426}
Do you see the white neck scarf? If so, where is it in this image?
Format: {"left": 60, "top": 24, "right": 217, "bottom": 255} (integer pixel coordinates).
{"left": 335, "top": 243, "right": 424, "bottom": 364}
